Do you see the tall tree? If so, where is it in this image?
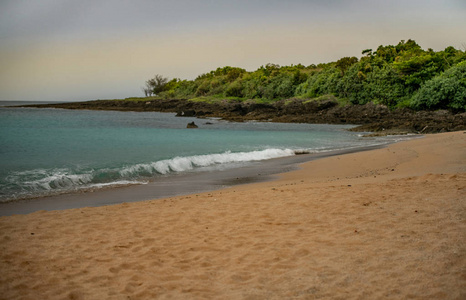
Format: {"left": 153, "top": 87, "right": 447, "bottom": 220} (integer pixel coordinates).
{"left": 144, "top": 75, "right": 169, "bottom": 96}
{"left": 335, "top": 57, "right": 358, "bottom": 75}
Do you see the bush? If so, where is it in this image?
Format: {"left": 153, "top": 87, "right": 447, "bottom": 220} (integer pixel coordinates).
{"left": 335, "top": 63, "right": 366, "bottom": 104}
{"left": 262, "top": 73, "right": 296, "bottom": 100}
{"left": 296, "top": 68, "right": 340, "bottom": 98}
{"left": 225, "top": 79, "right": 244, "bottom": 97}
{"left": 411, "top": 61, "right": 466, "bottom": 111}
{"left": 173, "top": 80, "right": 197, "bottom": 97}
{"left": 363, "top": 65, "right": 407, "bottom": 107}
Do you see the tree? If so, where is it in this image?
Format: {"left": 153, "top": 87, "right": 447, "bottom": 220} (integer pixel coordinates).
{"left": 411, "top": 61, "right": 466, "bottom": 111}
{"left": 142, "top": 87, "right": 152, "bottom": 97}
{"left": 335, "top": 56, "right": 358, "bottom": 75}
{"left": 139, "top": 40, "right": 465, "bottom": 108}
{"left": 362, "top": 49, "right": 373, "bottom": 56}
{"left": 144, "top": 74, "right": 169, "bottom": 96}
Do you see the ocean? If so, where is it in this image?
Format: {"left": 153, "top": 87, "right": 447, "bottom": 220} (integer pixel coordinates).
{"left": 0, "top": 102, "right": 400, "bottom": 205}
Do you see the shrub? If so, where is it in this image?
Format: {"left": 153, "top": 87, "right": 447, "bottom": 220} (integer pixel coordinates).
{"left": 363, "top": 65, "right": 407, "bottom": 107}
{"left": 225, "top": 80, "right": 244, "bottom": 97}
{"left": 411, "top": 61, "right": 466, "bottom": 111}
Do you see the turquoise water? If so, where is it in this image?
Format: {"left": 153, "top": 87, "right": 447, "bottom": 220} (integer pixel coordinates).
{"left": 0, "top": 104, "right": 390, "bottom": 202}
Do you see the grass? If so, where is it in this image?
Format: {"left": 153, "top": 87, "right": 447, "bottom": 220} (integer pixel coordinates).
{"left": 97, "top": 94, "right": 351, "bottom": 107}
{"left": 187, "top": 96, "right": 243, "bottom": 103}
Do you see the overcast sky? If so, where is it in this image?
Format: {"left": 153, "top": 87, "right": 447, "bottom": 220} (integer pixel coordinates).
{"left": 1, "top": 0, "right": 465, "bottom": 102}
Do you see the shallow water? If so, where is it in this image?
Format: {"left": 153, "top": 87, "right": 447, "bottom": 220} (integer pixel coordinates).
{"left": 0, "top": 105, "right": 396, "bottom": 203}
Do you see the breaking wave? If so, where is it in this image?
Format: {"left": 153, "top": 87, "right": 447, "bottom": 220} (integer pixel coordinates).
{"left": 119, "top": 148, "right": 296, "bottom": 177}
{"left": 0, "top": 148, "right": 299, "bottom": 202}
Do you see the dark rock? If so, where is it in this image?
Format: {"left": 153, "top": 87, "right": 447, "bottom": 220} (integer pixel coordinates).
{"left": 317, "top": 99, "right": 338, "bottom": 110}
{"left": 187, "top": 122, "right": 198, "bottom": 128}
{"left": 176, "top": 110, "right": 196, "bottom": 117}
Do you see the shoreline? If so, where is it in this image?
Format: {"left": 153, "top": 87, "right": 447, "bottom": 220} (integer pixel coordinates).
{"left": 19, "top": 99, "right": 466, "bottom": 134}
{"left": 0, "top": 143, "right": 392, "bottom": 216}
{"left": 1, "top": 131, "right": 464, "bottom": 299}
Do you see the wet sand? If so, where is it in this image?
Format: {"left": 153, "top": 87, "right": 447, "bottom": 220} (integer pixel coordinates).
{"left": 0, "top": 145, "right": 387, "bottom": 216}
{"left": 0, "top": 131, "right": 465, "bottom": 299}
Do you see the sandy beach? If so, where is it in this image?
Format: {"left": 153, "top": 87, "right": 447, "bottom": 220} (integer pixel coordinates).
{"left": 1, "top": 131, "right": 465, "bottom": 299}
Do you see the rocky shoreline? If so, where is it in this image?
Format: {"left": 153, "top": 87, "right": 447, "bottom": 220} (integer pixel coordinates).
{"left": 22, "top": 98, "right": 466, "bottom": 134}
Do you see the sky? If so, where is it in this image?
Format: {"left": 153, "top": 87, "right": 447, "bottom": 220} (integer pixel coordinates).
{"left": 0, "top": 0, "right": 465, "bottom": 102}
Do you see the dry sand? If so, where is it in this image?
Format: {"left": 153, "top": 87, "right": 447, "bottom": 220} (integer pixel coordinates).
{"left": 1, "top": 131, "right": 465, "bottom": 299}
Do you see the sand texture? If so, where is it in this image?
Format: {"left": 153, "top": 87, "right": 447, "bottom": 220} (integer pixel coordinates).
{"left": 1, "top": 132, "right": 465, "bottom": 299}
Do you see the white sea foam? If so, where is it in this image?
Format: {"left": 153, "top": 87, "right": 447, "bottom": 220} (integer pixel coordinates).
{"left": 22, "top": 170, "right": 93, "bottom": 190}
{"left": 4, "top": 149, "right": 296, "bottom": 198}
{"left": 89, "top": 180, "right": 148, "bottom": 189}
{"left": 2, "top": 168, "right": 147, "bottom": 202}
{"left": 119, "top": 148, "right": 296, "bottom": 177}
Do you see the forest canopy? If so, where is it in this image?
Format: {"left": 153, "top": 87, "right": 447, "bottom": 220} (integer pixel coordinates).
{"left": 144, "top": 40, "right": 466, "bottom": 111}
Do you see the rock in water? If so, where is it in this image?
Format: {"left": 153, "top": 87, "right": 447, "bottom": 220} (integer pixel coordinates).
{"left": 187, "top": 122, "right": 198, "bottom": 128}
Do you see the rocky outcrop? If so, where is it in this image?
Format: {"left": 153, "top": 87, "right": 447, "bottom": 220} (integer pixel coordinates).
{"left": 21, "top": 98, "right": 466, "bottom": 134}
{"left": 187, "top": 122, "right": 198, "bottom": 129}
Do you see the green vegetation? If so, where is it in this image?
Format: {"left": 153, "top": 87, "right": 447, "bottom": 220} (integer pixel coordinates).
{"left": 411, "top": 61, "right": 466, "bottom": 111}
{"left": 143, "top": 40, "right": 466, "bottom": 111}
